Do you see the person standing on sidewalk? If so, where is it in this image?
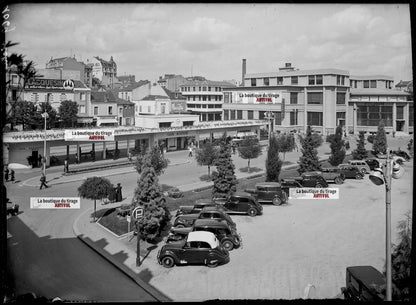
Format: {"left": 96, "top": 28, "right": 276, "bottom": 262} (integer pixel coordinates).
{"left": 10, "top": 170, "right": 15, "bottom": 183}
{"left": 39, "top": 174, "right": 49, "bottom": 189}
{"left": 38, "top": 155, "right": 43, "bottom": 168}
{"left": 4, "top": 167, "right": 9, "bottom": 182}
{"left": 64, "top": 159, "right": 69, "bottom": 173}
{"left": 116, "top": 183, "right": 122, "bottom": 202}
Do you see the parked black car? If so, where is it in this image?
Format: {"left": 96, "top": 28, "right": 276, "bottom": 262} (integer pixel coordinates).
{"left": 280, "top": 179, "right": 303, "bottom": 197}
{"left": 214, "top": 193, "right": 263, "bottom": 216}
{"left": 168, "top": 219, "right": 241, "bottom": 251}
{"left": 365, "top": 158, "right": 381, "bottom": 171}
{"left": 244, "top": 182, "right": 288, "bottom": 205}
{"left": 341, "top": 266, "right": 385, "bottom": 301}
{"left": 173, "top": 207, "right": 236, "bottom": 230}
{"left": 285, "top": 172, "right": 329, "bottom": 188}
{"left": 392, "top": 150, "right": 410, "bottom": 161}
{"left": 158, "top": 231, "right": 230, "bottom": 268}
{"left": 175, "top": 202, "right": 225, "bottom": 217}
{"left": 305, "top": 169, "right": 344, "bottom": 184}
{"left": 338, "top": 164, "right": 364, "bottom": 179}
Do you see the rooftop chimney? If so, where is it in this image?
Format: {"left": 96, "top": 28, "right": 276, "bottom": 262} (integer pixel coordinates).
{"left": 242, "top": 59, "right": 246, "bottom": 86}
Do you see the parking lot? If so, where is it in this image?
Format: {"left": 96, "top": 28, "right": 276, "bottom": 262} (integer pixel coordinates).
{"left": 135, "top": 160, "right": 413, "bottom": 301}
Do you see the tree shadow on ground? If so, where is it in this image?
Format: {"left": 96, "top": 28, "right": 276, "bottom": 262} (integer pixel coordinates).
{"left": 239, "top": 166, "right": 262, "bottom": 173}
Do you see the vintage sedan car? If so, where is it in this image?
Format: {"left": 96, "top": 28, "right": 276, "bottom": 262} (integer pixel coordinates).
{"left": 213, "top": 193, "right": 263, "bottom": 216}
{"left": 348, "top": 160, "right": 371, "bottom": 174}
{"left": 392, "top": 150, "right": 410, "bottom": 161}
{"left": 175, "top": 202, "right": 225, "bottom": 217}
{"left": 167, "top": 219, "right": 241, "bottom": 251}
{"left": 244, "top": 182, "right": 288, "bottom": 205}
{"left": 338, "top": 164, "right": 364, "bottom": 179}
{"left": 365, "top": 158, "right": 381, "bottom": 171}
{"left": 305, "top": 169, "right": 344, "bottom": 184}
{"left": 158, "top": 231, "right": 230, "bottom": 268}
{"left": 280, "top": 179, "right": 303, "bottom": 197}
{"left": 285, "top": 172, "right": 328, "bottom": 188}
{"left": 173, "top": 206, "right": 236, "bottom": 230}
{"left": 341, "top": 266, "right": 385, "bottom": 301}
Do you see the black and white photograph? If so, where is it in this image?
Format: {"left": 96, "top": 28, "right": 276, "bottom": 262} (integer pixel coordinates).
{"left": 2, "top": 2, "right": 414, "bottom": 302}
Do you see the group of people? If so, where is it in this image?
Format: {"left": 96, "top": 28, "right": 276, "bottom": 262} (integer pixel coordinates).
{"left": 108, "top": 183, "right": 123, "bottom": 203}
{"left": 4, "top": 167, "right": 15, "bottom": 183}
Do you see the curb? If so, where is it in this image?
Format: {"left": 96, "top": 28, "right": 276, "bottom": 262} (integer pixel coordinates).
{"left": 72, "top": 207, "right": 172, "bottom": 302}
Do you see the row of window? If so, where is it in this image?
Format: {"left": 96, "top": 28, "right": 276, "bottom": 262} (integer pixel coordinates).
{"left": 200, "top": 113, "right": 222, "bottom": 121}
{"left": 187, "top": 104, "right": 222, "bottom": 109}
{"left": 29, "top": 92, "right": 87, "bottom": 103}
{"left": 350, "top": 80, "right": 393, "bottom": 89}
{"left": 187, "top": 95, "right": 222, "bottom": 101}
{"left": 250, "top": 75, "right": 347, "bottom": 87}
{"left": 181, "top": 86, "right": 223, "bottom": 92}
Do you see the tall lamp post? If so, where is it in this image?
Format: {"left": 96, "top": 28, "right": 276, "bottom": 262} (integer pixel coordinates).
{"left": 264, "top": 111, "right": 274, "bottom": 142}
{"left": 41, "top": 111, "right": 49, "bottom": 178}
{"left": 369, "top": 149, "right": 405, "bottom": 301}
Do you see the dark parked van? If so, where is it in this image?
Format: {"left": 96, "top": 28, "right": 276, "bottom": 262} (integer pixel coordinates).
{"left": 341, "top": 266, "right": 385, "bottom": 301}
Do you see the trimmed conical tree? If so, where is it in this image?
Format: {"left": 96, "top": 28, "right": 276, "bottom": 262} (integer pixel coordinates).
{"left": 373, "top": 120, "right": 387, "bottom": 155}
{"left": 352, "top": 131, "right": 368, "bottom": 160}
{"left": 212, "top": 134, "right": 237, "bottom": 199}
{"left": 328, "top": 125, "right": 346, "bottom": 166}
{"left": 265, "top": 134, "right": 283, "bottom": 182}
{"left": 298, "top": 126, "right": 321, "bottom": 174}
{"left": 132, "top": 153, "right": 171, "bottom": 241}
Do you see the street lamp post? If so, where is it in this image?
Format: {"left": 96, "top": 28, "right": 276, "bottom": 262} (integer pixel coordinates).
{"left": 369, "top": 149, "right": 404, "bottom": 301}
{"left": 41, "top": 111, "right": 49, "bottom": 178}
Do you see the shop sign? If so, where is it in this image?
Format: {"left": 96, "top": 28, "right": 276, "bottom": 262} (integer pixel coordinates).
{"left": 236, "top": 92, "right": 282, "bottom": 104}
{"left": 64, "top": 129, "right": 115, "bottom": 141}
{"left": 27, "top": 78, "right": 68, "bottom": 90}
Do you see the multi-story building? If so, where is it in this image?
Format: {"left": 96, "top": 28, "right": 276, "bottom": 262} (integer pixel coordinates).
{"left": 90, "top": 56, "right": 117, "bottom": 88}
{"left": 118, "top": 80, "right": 151, "bottom": 102}
{"left": 222, "top": 61, "right": 413, "bottom": 136}
{"left": 118, "top": 75, "right": 136, "bottom": 87}
{"left": 45, "top": 56, "right": 92, "bottom": 87}
{"left": 157, "top": 74, "right": 187, "bottom": 92}
{"left": 179, "top": 78, "right": 235, "bottom": 122}
{"left": 90, "top": 89, "right": 134, "bottom": 127}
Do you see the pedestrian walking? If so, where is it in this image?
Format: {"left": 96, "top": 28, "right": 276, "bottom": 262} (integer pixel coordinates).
{"left": 116, "top": 183, "right": 122, "bottom": 202}
{"left": 10, "top": 170, "right": 15, "bottom": 183}
{"left": 39, "top": 174, "right": 48, "bottom": 189}
{"left": 188, "top": 145, "right": 193, "bottom": 157}
{"left": 4, "top": 167, "right": 9, "bottom": 182}
{"left": 128, "top": 151, "right": 132, "bottom": 162}
{"left": 64, "top": 159, "right": 69, "bottom": 173}
{"left": 75, "top": 153, "right": 79, "bottom": 164}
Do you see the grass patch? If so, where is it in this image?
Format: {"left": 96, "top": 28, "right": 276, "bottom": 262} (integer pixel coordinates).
{"left": 239, "top": 166, "right": 262, "bottom": 173}
{"left": 97, "top": 207, "right": 135, "bottom": 236}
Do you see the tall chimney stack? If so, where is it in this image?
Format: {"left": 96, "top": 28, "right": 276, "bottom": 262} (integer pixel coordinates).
{"left": 242, "top": 59, "right": 246, "bottom": 86}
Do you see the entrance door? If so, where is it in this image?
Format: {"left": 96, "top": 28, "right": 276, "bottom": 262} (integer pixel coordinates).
{"left": 31, "top": 151, "right": 39, "bottom": 167}
{"left": 177, "top": 137, "right": 182, "bottom": 150}
{"left": 337, "top": 119, "right": 345, "bottom": 127}
{"left": 396, "top": 120, "right": 404, "bottom": 131}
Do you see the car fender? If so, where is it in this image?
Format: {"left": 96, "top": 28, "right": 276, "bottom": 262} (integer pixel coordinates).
{"left": 159, "top": 250, "right": 180, "bottom": 264}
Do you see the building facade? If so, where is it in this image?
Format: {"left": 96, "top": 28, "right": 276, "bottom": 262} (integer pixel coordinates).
{"left": 157, "top": 74, "right": 187, "bottom": 92}
{"left": 90, "top": 56, "right": 118, "bottom": 88}
{"left": 45, "top": 56, "right": 92, "bottom": 87}
{"left": 179, "top": 78, "right": 235, "bottom": 122}
{"left": 222, "top": 61, "right": 413, "bottom": 136}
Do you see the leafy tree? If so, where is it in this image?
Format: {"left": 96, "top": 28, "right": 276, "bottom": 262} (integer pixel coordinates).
{"left": 4, "top": 41, "right": 42, "bottom": 130}
{"left": 328, "top": 125, "right": 346, "bottom": 166}
{"left": 265, "top": 134, "right": 283, "bottom": 182}
{"left": 298, "top": 126, "right": 321, "bottom": 174}
{"left": 373, "top": 120, "right": 387, "bottom": 155}
{"left": 78, "top": 177, "right": 114, "bottom": 221}
{"left": 13, "top": 100, "right": 38, "bottom": 130}
{"left": 132, "top": 152, "right": 171, "bottom": 241}
{"left": 352, "top": 131, "right": 368, "bottom": 160}
{"left": 32, "top": 102, "right": 58, "bottom": 129}
{"left": 134, "top": 145, "right": 169, "bottom": 176}
{"left": 195, "top": 142, "right": 219, "bottom": 178}
{"left": 299, "top": 131, "right": 323, "bottom": 149}
{"left": 212, "top": 134, "right": 237, "bottom": 199}
{"left": 58, "top": 100, "right": 79, "bottom": 128}
{"left": 277, "top": 133, "right": 295, "bottom": 160}
{"left": 237, "top": 137, "right": 262, "bottom": 173}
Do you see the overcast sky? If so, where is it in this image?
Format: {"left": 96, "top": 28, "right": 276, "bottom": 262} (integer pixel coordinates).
{"left": 6, "top": 3, "right": 413, "bottom": 84}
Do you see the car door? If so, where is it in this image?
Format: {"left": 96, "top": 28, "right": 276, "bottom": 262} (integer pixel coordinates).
{"left": 235, "top": 197, "right": 249, "bottom": 212}
{"left": 224, "top": 197, "right": 239, "bottom": 212}
{"left": 180, "top": 241, "right": 201, "bottom": 264}
{"left": 256, "top": 186, "right": 267, "bottom": 201}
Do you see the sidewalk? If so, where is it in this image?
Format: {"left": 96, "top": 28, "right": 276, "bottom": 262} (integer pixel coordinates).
{"left": 20, "top": 151, "right": 191, "bottom": 187}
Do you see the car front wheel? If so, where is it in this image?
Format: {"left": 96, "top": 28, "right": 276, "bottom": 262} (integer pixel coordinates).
{"left": 222, "top": 240, "right": 234, "bottom": 251}
{"left": 247, "top": 208, "right": 257, "bottom": 217}
{"left": 206, "top": 259, "right": 218, "bottom": 268}
{"left": 334, "top": 177, "right": 343, "bottom": 184}
{"left": 272, "top": 196, "right": 282, "bottom": 206}
{"left": 161, "top": 256, "right": 175, "bottom": 268}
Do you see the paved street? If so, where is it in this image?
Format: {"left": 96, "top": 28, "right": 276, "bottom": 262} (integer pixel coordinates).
{"left": 5, "top": 135, "right": 413, "bottom": 301}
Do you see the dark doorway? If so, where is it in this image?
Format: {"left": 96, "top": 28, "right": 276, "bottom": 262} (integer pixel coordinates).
{"left": 396, "top": 120, "right": 405, "bottom": 131}
{"left": 177, "top": 138, "right": 182, "bottom": 150}
{"left": 31, "top": 151, "right": 39, "bottom": 167}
